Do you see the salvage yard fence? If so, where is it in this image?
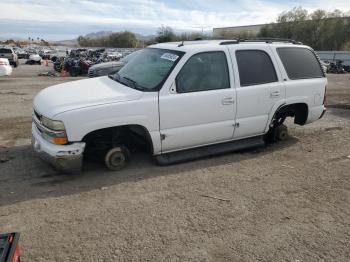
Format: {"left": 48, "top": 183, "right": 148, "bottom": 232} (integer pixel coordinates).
{"left": 316, "top": 51, "right": 350, "bottom": 65}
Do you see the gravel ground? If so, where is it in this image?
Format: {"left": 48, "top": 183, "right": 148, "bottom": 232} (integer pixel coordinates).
{"left": 0, "top": 62, "right": 349, "bottom": 261}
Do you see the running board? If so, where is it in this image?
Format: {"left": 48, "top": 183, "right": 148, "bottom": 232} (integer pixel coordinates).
{"left": 155, "top": 136, "right": 265, "bottom": 165}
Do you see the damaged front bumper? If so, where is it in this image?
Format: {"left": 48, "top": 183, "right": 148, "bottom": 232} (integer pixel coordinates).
{"left": 31, "top": 123, "right": 85, "bottom": 172}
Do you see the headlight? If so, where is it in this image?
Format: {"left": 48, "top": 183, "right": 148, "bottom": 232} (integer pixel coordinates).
{"left": 41, "top": 116, "right": 65, "bottom": 131}
{"left": 39, "top": 116, "right": 68, "bottom": 145}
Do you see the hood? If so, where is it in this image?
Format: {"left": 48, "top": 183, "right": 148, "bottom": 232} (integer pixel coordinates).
{"left": 34, "top": 76, "right": 143, "bottom": 118}
{"left": 90, "top": 61, "right": 124, "bottom": 70}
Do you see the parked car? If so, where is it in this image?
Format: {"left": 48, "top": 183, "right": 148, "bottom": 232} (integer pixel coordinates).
{"left": 0, "top": 58, "right": 13, "bottom": 76}
{"left": 50, "top": 49, "right": 67, "bottom": 62}
{"left": 32, "top": 39, "right": 327, "bottom": 172}
{"left": 15, "top": 48, "right": 28, "bottom": 59}
{"left": 0, "top": 47, "right": 18, "bottom": 67}
{"left": 88, "top": 50, "right": 140, "bottom": 78}
{"left": 26, "top": 54, "right": 42, "bottom": 65}
{"left": 106, "top": 50, "right": 123, "bottom": 60}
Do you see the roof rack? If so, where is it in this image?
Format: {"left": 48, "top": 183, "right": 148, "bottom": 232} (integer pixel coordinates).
{"left": 219, "top": 38, "right": 302, "bottom": 45}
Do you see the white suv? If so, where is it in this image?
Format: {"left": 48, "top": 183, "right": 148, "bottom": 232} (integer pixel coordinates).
{"left": 32, "top": 39, "right": 327, "bottom": 172}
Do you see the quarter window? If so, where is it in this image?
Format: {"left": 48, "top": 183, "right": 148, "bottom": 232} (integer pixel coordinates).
{"left": 277, "top": 47, "right": 324, "bottom": 79}
{"left": 176, "top": 52, "right": 230, "bottom": 93}
{"left": 236, "top": 50, "right": 278, "bottom": 86}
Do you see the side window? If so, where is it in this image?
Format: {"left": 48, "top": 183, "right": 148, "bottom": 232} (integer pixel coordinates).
{"left": 236, "top": 50, "right": 278, "bottom": 86}
{"left": 176, "top": 52, "right": 230, "bottom": 93}
{"left": 277, "top": 47, "right": 324, "bottom": 79}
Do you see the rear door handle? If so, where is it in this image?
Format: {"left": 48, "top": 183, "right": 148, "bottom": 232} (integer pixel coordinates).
{"left": 222, "top": 97, "right": 234, "bottom": 105}
{"left": 270, "top": 91, "right": 281, "bottom": 98}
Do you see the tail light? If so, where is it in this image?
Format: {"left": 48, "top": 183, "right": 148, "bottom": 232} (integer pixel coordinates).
{"left": 0, "top": 61, "right": 5, "bottom": 65}
{"left": 323, "top": 85, "right": 327, "bottom": 106}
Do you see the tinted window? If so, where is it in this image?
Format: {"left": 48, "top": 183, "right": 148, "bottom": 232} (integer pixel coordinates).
{"left": 236, "top": 50, "right": 278, "bottom": 86}
{"left": 176, "top": 52, "right": 230, "bottom": 93}
{"left": 0, "top": 48, "right": 12, "bottom": 53}
{"left": 277, "top": 47, "right": 324, "bottom": 79}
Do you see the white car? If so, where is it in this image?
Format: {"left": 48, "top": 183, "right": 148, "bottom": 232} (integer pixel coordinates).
{"left": 27, "top": 54, "right": 42, "bottom": 65}
{"left": 32, "top": 39, "right": 327, "bottom": 172}
{"left": 0, "top": 58, "right": 12, "bottom": 76}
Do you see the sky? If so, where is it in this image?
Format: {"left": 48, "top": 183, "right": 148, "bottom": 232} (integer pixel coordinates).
{"left": 0, "top": 0, "right": 349, "bottom": 41}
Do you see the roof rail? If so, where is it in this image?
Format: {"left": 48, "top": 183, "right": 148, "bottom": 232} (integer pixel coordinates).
{"left": 219, "top": 39, "right": 239, "bottom": 45}
{"left": 219, "top": 38, "right": 302, "bottom": 45}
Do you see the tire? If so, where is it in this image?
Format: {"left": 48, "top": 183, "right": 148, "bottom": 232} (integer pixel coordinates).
{"left": 104, "top": 146, "right": 130, "bottom": 171}
{"left": 69, "top": 68, "right": 78, "bottom": 77}
{"left": 264, "top": 124, "right": 288, "bottom": 143}
{"left": 274, "top": 124, "right": 288, "bottom": 141}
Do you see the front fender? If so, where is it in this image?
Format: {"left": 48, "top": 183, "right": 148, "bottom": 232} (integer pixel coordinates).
{"left": 54, "top": 93, "right": 162, "bottom": 154}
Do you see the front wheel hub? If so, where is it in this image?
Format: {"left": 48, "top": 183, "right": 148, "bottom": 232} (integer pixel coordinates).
{"left": 104, "top": 146, "right": 130, "bottom": 171}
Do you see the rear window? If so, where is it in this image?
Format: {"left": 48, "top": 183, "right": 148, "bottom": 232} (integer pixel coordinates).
{"left": 277, "top": 47, "right": 324, "bottom": 80}
{"left": 0, "top": 48, "right": 12, "bottom": 53}
{"left": 236, "top": 50, "right": 278, "bottom": 86}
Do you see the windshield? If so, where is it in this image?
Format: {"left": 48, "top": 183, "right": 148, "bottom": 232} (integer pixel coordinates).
{"left": 120, "top": 51, "right": 139, "bottom": 63}
{"left": 114, "top": 48, "right": 184, "bottom": 91}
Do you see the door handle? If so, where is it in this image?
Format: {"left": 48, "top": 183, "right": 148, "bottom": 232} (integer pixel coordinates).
{"left": 270, "top": 91, "right": 281, "bottom": 98}
{"left": 222, "top": 97, "right": 234, "bottom": 105}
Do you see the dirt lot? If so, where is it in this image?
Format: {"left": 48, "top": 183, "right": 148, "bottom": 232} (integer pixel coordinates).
{"left": 0, "top": 62, "right": 349, "bottom": 261}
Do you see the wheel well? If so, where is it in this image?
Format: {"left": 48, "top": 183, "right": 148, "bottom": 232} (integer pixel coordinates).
{"left": 82, "top": 125, "right": 154, "bottom": 157}
{"left": 272, "top": 103, "right": 308, "bottom": 127}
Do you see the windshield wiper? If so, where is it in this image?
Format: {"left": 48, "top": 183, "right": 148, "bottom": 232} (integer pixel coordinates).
{"left": 109, "top": 73, "right": 144, "bottom": 91}
{"left": 121, "top": 76, "right": 144, "bottom": 91}
{"left": 108, "top": 72, "right": 122, "bottom": 83}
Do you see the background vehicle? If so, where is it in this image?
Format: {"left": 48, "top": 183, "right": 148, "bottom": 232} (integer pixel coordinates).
{"left": 327, "top": 60, "right": 345, "bottom": 74}
{"left": 0, "top": 48, "right": 18, "bottom": 67}
{"left": 0, "top": 58, "right": 12, "bottom": 76}
{"left": 0, "top": 232, "right": 20, "bottom": 262}
{"left": 13, "top": 47, "right": 27, "bottom": 59}
{"left": 32, "top": 39, "right": 327, "bottom": 172}
{"left": 88, "top": 50, "right": 140, "bottom": 77}
{"left": 26, "top": 54, "right": 42, "bottom": 65}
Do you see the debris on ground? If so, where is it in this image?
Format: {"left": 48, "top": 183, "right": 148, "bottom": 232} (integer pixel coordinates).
{"left": 200, "top": 194, "right": 231, "bottom": 202}
{"left": 38, "top": 71, "right": 58, "bottom": 77}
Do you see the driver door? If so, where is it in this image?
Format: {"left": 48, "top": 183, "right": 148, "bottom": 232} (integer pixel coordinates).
{"left": 159, "top": 50, "right": 236, "bottom": 153}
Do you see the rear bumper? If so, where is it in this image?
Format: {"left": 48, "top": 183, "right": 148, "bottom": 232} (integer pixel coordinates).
{"left": 0, "top": 66, "right": 12, "bottom": 76}
{"left": 31, "top": 123, "right": 85, "bottom": 172}
{"left": 319, "top": 107, "right": 326, "bottom": 119}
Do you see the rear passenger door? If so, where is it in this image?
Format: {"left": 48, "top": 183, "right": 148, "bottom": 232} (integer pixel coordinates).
{"left": 228, "top": 46, "right": 285, "bottom": 139}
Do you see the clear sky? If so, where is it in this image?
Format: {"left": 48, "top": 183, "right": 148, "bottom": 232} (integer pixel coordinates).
{"left": 0, "top": 0, "right": 349, "bottom": 40}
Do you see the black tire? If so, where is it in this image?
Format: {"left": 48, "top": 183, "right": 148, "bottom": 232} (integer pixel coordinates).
{"left": 264, "top": 124, "right": 288, "bottom": 143}
{"left": 69, "top": 68, "right": 78, "bottom": 77}
{"left": 274, "top": 124, "right": 288, "bottom": 141}
{"left": 104, "top": 146, "right": 130, "bottom": 171}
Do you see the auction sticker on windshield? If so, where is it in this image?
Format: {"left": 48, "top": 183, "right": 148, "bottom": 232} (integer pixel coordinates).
{"left": 160, "top": 53, "right": 179, "bottom": 62}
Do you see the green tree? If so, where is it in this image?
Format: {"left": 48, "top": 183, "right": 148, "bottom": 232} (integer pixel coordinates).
{"left": 156, "top": 26, "right": 177, "bottom": 43}
{"left": 258, "top": 7, "right": 350, "bottom": 50}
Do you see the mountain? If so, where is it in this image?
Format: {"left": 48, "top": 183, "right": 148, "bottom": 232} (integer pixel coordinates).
{"left": 52, "top": 31, "right": 156, "bottom": 46}
{"left": 84, "top": 31, "right": 114, "bottom": 39}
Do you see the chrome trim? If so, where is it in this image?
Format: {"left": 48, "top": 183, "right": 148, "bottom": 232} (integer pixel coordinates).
{"left": 32, "top": 114, "right": 66, "bottom": 136}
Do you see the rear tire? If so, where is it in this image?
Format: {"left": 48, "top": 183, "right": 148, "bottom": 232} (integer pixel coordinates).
{"left": 275, "top": 125, "right": 288, "bottom": 141}
{"left": 264, "top": 124, "right": 288, "bottom": 143}
{"left": 104, "top": 146, "right": 130, "bottom": 171}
